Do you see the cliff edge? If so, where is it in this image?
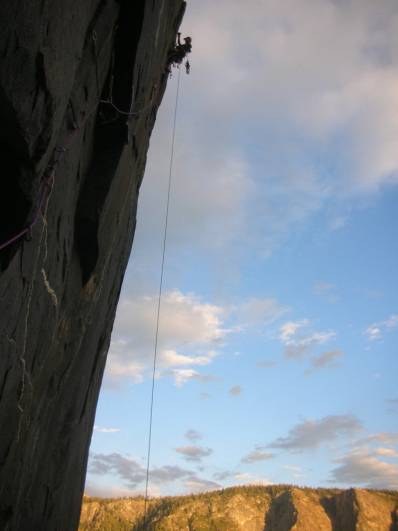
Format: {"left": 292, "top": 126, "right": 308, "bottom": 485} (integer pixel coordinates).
{"left": 0, "top": 1, "right": 185, "bottom": 529}
{"left": 80, "top": 486, "right": 398, "bottom": 530}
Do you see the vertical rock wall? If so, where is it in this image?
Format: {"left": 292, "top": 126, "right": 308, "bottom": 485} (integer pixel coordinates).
{"left": 0, "top": 1, "right": 185, "bottom": 529}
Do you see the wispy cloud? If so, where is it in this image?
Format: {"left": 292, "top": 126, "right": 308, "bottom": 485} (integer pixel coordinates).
{"left": 88, "top": 453, "right": 218, "bottom": 493}
{"left": 212, "top": 470, "right": 236, "bottom": 481}
{"left": 269, "top": 415, "right": 362, "bottom": 451}
{"left": 374, "top": 447, "right": 398, "bottom": 458}
{"left": 241, "top": 448, "right": 274, "bottom": 464}
{"left": 236, "top": 298, "right": 290, "bottom": 329}
{"left": 89, "top": 453, "right": 147, "bottom": 486}
{"left": 185, "top": 429, "right": 203, "bottom": 442}
{"left": 310, "top": 350, "right": 343, "bottom": 369}
{"left": 305, "top": 349, "right": 344, "bottom": 374}
{"left": 330, "top": 450, "right": 398, "bottom": 489}
{"left": 93, "top": 426, "right": 121, "bottom": 434}
{"left": 169, "top": 369, "right": 217, "bottom": 388}
{"left": 229, "top": 385, "right": 242, "bottom": 397}
{"left": 356, "top": 432, "right": 398, "bottom": 447}
{"left": 278, "top": 320, "right": 336, "bottom": 359}
{"left": 364, "top": 314, "right": 398, "bottom": 341}
{"left": 175, "top": 445, "right": 213, "bottom": 463}
{"left": 279, "top": 320, "right": 310, "bottom": 344}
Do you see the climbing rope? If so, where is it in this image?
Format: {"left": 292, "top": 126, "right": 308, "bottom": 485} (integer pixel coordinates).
{"left": 0, "top": 110, "right": 91, "bottom": 254}
{"left": 0, "top": 145, "right": 67, "bottom": 252}
{"left": 0, "top": 28, "right": 156, "bottom": 254}
{"left": 143, "top": 66, "right": 182, "bottom": 523}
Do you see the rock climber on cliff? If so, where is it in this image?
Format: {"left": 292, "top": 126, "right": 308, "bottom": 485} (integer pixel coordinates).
{"left": 167, "top": 32, "right": 192, "bottom": 73}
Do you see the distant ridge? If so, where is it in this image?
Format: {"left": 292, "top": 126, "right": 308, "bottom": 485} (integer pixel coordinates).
{"left": 80, "top": 484, "right": 398, "bottom": 530}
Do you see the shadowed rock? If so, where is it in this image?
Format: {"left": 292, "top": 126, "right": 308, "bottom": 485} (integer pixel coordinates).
{"left": 0, "top": 1, "right": 185, "bottom": 529}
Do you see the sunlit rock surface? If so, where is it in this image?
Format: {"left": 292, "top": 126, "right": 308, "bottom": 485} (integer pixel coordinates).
{"left": 80, "top": 486, "right": 398, "bottom": 530}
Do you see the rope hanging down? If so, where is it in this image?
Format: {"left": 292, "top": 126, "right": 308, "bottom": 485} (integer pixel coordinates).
{"left": 143, "top": 67, "right": 182, "bottom": 522}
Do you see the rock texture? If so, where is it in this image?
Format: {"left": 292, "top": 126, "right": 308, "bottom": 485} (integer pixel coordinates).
{"left": 0, "top": 1, "right": 185, "bottom": 529}
{"left": 80, "top": 486, "right": 398, "bottom": 530}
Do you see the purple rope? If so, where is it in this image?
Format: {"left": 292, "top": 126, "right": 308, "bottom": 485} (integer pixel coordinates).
{"left": 0, "top": 82, "right": 155, "bottom": 254}
{"left": 0, "top": 115, "right": 84, "bottom": 253}
{"left": 0, "top": 168, "right": 56, "bottom": 252}
{"left": 0, "top": 227, "right": 30, "bottom": 251}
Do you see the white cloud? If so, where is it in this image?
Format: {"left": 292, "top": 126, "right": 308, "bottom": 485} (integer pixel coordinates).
{"left": 114, "top": 291, "right": 227, "bottom": 348}
{"left": 190, "top": 0, "right": 398, "bottom": 245}
{"left": 169, "top": 369, "right": 217, "bottom": 388}
{"left": 94, "top": 426, "right": 121, "bottom": 434}
{"left": 374, "top": 447, "right": 398, "bottom": 458}
{"left": 236, "top": 298, "right": 289, "bottom": 328}
{"left": 364, "top": 314, "right": 398, "bottom": 341}
{"left": 185, "top": 429, "right": 203, "bottom": 442}
{"left": 241, "top": 449, "right": 274, "bottom": 464}
{"left": 278, "top": 319, "right": 336, "bottom": 359}
{"left": 330, "top": 450, "right": 398, "bottom": 489}
{"left": 269, "top": 415, "right": 362, "bottom": 451}
{"left": 357, "top": 432, "right": 398, "bottom": 446}
{"left": 365, "top": 325, "right": 382, "bottom": 342}
{"left": 212, "top": 470, "right": 236, "bottom": 481}
{"left": 160, "top": 350, "right": 215, "bottom": 368}
{"left": 124, "top": 0, "right": 398, "bottom": 285}
{"left": 279, "top": 320, "right": 309, "bottom": 343}
{"left": 88, "top": 453, "right": 220, "bottom": 495}
{"left": 105, "top": 291, "right": 228, "bottom": 386}
{"left": 308, "top": 349, "right": 344, "bottom": 372}
{"left": 105, "top": 290, "right": 289, "bottom": 387}
{"left": 175, "top": 445, "right": 213, "bottom": 462}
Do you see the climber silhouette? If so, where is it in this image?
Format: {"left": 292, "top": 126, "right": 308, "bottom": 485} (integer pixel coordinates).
{"left": 167, "top": 32, "right": 192, "bottom": 72}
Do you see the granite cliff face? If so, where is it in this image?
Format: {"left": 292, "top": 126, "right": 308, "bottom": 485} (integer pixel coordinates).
{"left": 0, "top": 1, "right": 185, "bottom": 529}
{"left": 80, "top": 486, "right": 398, "bottom": 530}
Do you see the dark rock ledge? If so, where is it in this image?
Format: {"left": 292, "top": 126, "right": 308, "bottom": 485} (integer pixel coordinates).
{"left": 0, "top": 1, "right": 185, "bottom": 529}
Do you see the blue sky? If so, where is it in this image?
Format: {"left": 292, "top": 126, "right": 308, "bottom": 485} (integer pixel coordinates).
{"left": 86, "top": 0, "right": 398, "bottom": 497}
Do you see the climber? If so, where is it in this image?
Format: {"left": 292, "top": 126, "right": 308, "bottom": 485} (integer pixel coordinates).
{"left": 167, "top": 32, "right": 192, "bottom": 71}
